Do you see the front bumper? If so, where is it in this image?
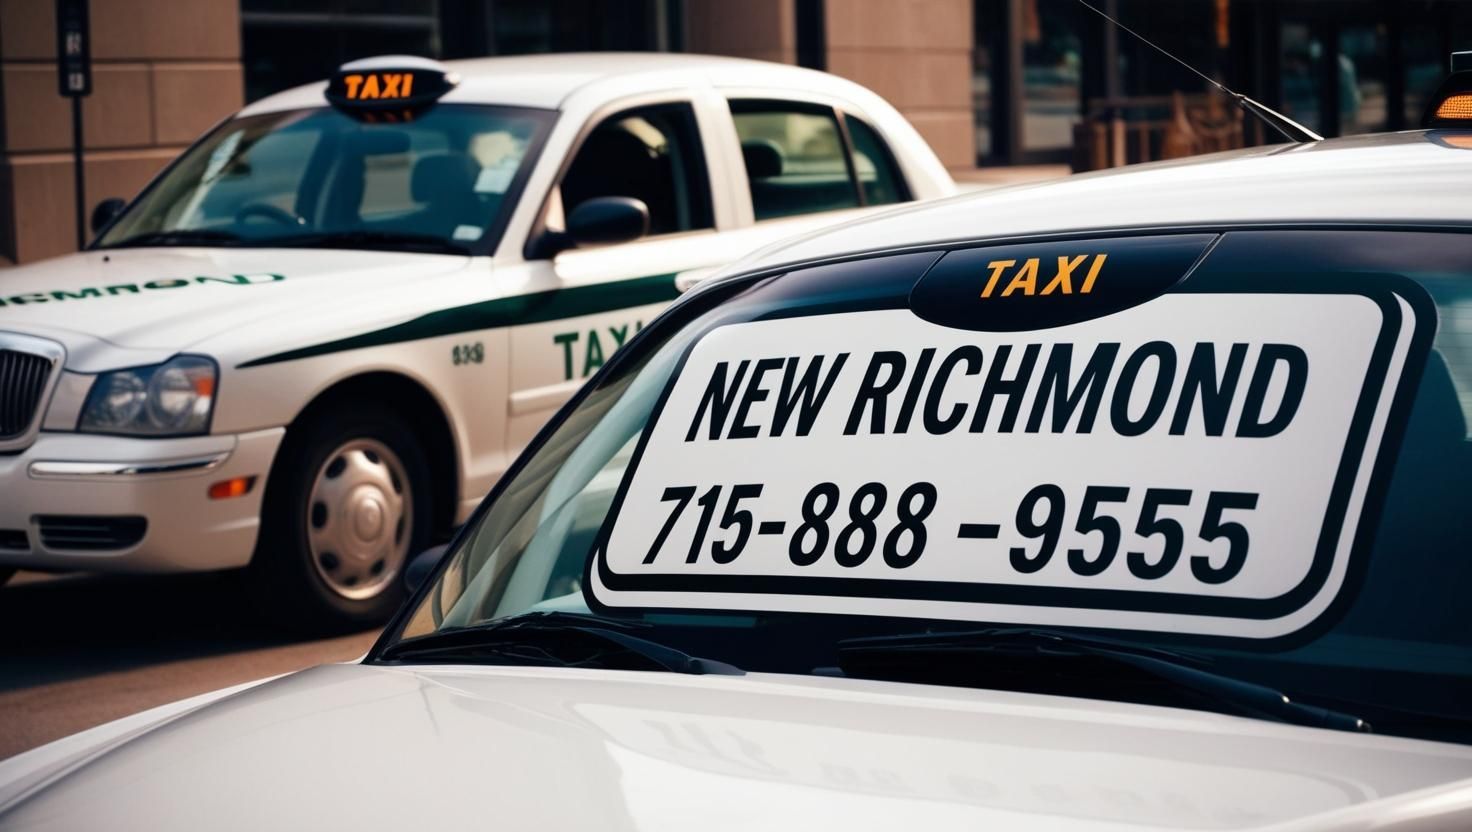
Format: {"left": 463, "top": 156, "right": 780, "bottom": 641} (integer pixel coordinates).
{"left": 0, "top": 428, "right": 284, "bottom": 573}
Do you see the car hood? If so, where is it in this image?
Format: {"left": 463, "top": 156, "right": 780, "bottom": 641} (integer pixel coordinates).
{"left": 2, "top": 663, "right": 1471, "bottom": 831}
{"left": 0, "top": 247, "right": 471, "bottom": 367}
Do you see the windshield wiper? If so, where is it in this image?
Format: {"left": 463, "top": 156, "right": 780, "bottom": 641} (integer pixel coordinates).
{"left": 377, "top": 610, "right": 743, "bottom": 676}
{"left": 101, "top": 229, "right": 244, "bottom": 248}
{"left": 265, "top": 229, "right": 472, "bottom": 255}
{"left": 836, "top": 627, "right": 1370, "bottom": 734}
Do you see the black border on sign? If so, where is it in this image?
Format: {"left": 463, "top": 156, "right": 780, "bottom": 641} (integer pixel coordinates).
{"left": 584, "top": 273, "right": 1435, "bottom": 636}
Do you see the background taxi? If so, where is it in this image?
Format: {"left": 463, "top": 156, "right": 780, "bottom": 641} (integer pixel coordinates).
{"left": 3, "top": 62, "right": 1469, "bottom": 832}
{"left": 0, "top": 53, "right": 953, "bottom": 629}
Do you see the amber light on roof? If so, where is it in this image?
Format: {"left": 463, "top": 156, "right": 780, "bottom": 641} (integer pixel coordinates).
{"left": 1435, "top": 93, "right": 1472, "bottom": 120}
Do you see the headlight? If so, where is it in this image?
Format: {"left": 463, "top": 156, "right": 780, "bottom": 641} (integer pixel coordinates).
{"left": 79, "top": 356, "right": 217, "bottom": 436}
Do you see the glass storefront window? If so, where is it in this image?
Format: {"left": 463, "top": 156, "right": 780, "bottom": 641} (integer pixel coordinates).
{"left": 1020, "top": 0, "right": 1084, "bottom": 154}
{"left": 242, "top": 0, "right": 667, "bottom": 104}
{"left": 1404, "top": 25, "right": 1446, "bottom": 126}
{"left": 1280, "top": 22, "right": 1325, "bottom": 135}
{"left": 973, "top": 43, "right": 995, "bottom": 160}
{"left": 490, "top": 0, "right": 659, "bottom": 55}
{"left": 1339, "top": 24, "right": 1388, "bottom": 134}
{"left": 972, "top": 0, "right": 1006, "bottom": 161}
{"left": 241, "top": 0, "right": 441, "bottom": 101}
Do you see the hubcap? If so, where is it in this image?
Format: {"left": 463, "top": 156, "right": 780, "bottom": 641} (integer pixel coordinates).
{"left": 306, "top": 438, "right": 412, "bottom": 601}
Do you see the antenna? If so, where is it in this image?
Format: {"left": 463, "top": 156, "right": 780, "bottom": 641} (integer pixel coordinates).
{"left": 1073, "top": 0, "right": 1324, "bottom": 143}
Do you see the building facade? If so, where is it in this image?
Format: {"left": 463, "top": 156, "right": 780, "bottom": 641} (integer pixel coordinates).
{"left": 2, "top": 0, "right": 1469, "bottom": 265}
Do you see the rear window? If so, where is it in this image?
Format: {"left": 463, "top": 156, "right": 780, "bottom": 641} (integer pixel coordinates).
{"left": 395, "top": 228, "right": 1472, "bottom": 745}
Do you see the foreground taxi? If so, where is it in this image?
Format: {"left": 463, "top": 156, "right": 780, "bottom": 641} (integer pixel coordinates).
{"left": 5, "top": 69, "right": 1472, "bottom": 832}
{"left": 0, "top": 53, "right": 952, "bottom": 627}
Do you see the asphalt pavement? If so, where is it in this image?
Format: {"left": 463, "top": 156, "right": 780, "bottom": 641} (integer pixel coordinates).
{"left": 0, "top": 571, "right": 378, "bottom": 760}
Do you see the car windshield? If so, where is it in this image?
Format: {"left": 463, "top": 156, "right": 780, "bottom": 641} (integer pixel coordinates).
{"left": 96, "top": 104, "right": 554, "bottom": 255}
{"left": 383, "top": 228, "right": 1472, "bottom": 747}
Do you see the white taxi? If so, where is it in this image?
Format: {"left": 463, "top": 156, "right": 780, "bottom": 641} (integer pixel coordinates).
{"left": 2, "top": 63, "right": 1471, "bottom": 832}
{"left": 0, "top": 53, "right": 953, "bottom": 627}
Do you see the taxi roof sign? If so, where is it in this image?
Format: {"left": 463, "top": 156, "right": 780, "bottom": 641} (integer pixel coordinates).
{"left": 1422, "top": 51, "right": 1472, "bottom": 128}
{"left": 325, "top": 55, "right": 459, "bottom": 115}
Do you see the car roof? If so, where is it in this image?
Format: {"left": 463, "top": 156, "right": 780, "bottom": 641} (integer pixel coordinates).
{"left": 717, "top": 130, "right": 1472, "bottom": 279}
{"left": 239, "top": 52, "right": 869, "bottom": 116}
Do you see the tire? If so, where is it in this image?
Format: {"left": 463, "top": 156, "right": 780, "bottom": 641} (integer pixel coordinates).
{"left": 251, "top": 400, "right": 434, "bottom": 633}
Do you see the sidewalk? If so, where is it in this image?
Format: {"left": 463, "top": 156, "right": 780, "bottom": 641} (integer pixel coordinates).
{"left": 951, "top": 164, "right": 1072, "bottom": 193}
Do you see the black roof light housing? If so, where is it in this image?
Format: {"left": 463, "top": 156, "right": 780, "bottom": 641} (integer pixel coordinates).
{"left": 325, "top": 55, "right": 460, "bottom": 121}
{"left": 1421, "top": 51, "right": 1472, "bottom": 129}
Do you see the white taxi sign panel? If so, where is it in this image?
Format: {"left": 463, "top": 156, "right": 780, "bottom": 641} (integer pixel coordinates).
{"left": 590, "top": 266, "right": 1429, "bottom": 641}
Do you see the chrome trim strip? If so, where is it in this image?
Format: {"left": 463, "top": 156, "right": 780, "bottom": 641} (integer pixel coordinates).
{"left": 28, "top": 452, "right": 229, "bottom": 479}
{"left": 0, "top": 332, "right": 66, "bottom": 453}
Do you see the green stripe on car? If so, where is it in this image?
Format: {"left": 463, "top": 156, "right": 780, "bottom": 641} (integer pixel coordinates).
{"left": 238, "top": 272, "right": 679, "bottom": 369}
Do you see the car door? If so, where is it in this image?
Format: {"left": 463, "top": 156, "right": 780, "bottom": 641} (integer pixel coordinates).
{"left": 504, "top": 95, "right": 732, "bottom": 453}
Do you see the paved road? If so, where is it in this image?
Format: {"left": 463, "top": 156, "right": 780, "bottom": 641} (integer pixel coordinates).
{"left": 0, "top": 571, "right": 379, "bottom": 760}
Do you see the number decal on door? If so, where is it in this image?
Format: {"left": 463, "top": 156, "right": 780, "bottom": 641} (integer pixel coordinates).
{"left": 451, "top": 342, "right": 484, "bottom": 365}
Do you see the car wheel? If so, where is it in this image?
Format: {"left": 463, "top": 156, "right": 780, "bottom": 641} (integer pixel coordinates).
{"left": 252, "top": 401, "right": 433, "bottom": 632}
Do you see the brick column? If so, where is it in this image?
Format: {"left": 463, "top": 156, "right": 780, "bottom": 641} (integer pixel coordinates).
{"left": 823, "top": 0, "right": 975, "bottom": 170}
{"left": 683, "top": 0, "right": 797, "bottom": 64}
{"left": 0, "top": 0, "right": 245, "bottom": 265}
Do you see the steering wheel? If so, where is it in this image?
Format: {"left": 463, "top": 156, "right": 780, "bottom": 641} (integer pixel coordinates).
{"left": 235, "top": 202, "right": 305, "bottom": 227}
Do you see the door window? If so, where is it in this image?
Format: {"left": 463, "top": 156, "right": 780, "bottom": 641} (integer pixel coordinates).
{"left": 558, "top": 103, "right": 713, "bottom": 236}
{"left": 730, "top": 101, "right": 910, "bottom": 221}
{"left": 730, "top": 102, "right": 858, "bottom": 221}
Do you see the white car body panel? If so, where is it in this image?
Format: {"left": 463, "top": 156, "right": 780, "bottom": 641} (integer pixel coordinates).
{"left": 712, "top": 131, "right": 1472, "bottom": 283}
{"left": 0, "top": 53, "right": 954, "bottom": 573}
{"left": 1, "top": 664, "right": 1470, "bottom": 831}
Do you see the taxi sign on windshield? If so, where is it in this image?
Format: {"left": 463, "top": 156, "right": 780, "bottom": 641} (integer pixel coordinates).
{"left": 589, "top": 238, "right": 1431, "bottom": 642}
{"left": 325, "top": 57, "right": 458, "bottom": 118}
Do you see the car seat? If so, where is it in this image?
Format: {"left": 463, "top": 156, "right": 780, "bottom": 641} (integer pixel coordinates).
{"left": 406, "top": 151, "right": 485, "bottom": 238}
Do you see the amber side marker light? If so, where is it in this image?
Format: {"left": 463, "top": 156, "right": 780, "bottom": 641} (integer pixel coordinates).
{"left": 1436, "top": 93, "right": 1472, "bottom": 121}
{"left": 209, "top": 476, "right": 256, "bottom": 500}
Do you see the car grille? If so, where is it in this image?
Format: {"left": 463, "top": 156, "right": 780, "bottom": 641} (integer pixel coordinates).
{"left": 35, "top": 516, "right": 148, "bottom": 551}
{"left": 0, "top": 348, "right": 54, "bottom": 440}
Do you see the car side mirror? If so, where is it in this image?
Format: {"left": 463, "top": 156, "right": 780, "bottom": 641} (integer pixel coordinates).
{"left": 90, "top": 197, "right": 126, "bottom": 234}
{"left": 567, "top": 196, "right": 649, "bottom": 245}
{"left": 403, "top": 543, "right": 449, "bottom": 593}
{"left": 529, "top": 196, "right": 650, "bottom": 259}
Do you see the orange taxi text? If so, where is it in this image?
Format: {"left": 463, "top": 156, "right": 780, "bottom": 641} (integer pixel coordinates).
{"left": 981, "top": 254, "right": 1108, "bottom": 298}
{"left": 341, "top": 72, "right": 415, "bottom": 101}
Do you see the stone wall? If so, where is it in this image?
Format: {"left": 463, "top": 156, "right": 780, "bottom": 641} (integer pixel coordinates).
{"left": 823, "top": 0, "right": 973, "bottom": 169}
{"left": 0, "top": 0, "right": 244, "bottom": 264}
{"left": 684, "top": 0, "right": 797, "bottom": 64}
